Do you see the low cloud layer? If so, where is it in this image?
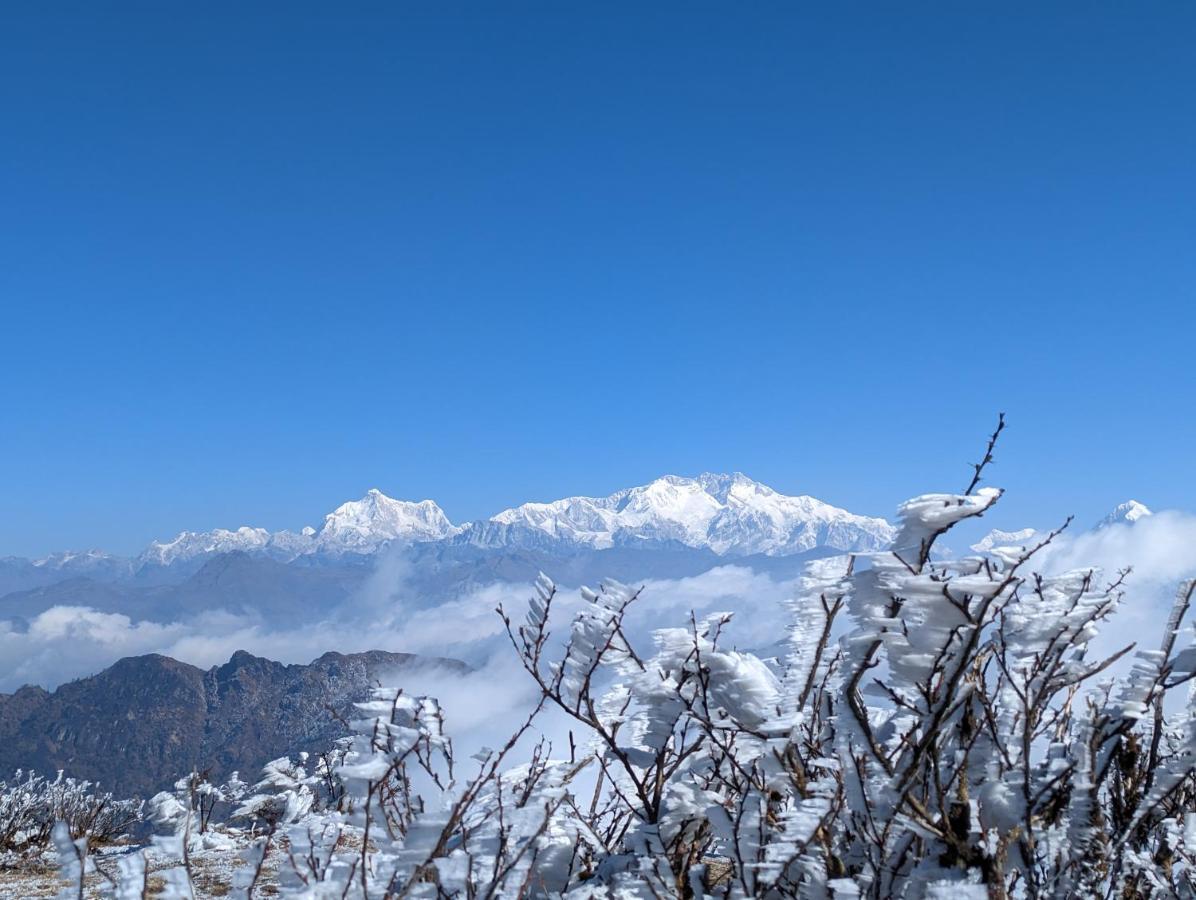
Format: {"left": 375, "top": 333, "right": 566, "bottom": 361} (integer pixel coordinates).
{"left": 4, "top": 512, "right": 1195, "bottom": 738}
{"left": 0, "top": 560, "right": 799, "bottom": 693}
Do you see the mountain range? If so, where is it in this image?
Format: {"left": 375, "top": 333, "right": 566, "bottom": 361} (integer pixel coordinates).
{"left": 0, "top": 476, "right": 1158, "bottom": 625}
{"left": 969, "top": 500, "right": 1155, "bottom": 553}
{"left": 6, "top": 474, "right": 896, "bottom": 583}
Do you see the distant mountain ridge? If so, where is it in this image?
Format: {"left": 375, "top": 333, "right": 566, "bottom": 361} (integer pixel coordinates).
{"left": 10, "top": 473, "right": 896, "bottom": 576}
{"left": 0, "top": 649, "right": 469, "bottom": 797}
{"left": 969, "top": 500, "right": 1155, "bottom": 553}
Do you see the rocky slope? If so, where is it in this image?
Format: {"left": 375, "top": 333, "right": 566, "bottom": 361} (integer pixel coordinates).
{"left": 0, "top": 649, "right": 468, "bottom": 798}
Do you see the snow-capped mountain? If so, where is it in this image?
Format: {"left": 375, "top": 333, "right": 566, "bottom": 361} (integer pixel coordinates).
{"left": 314, "top": 490, "right": 461, "bottom": 555}
{"left": 27, "top": 549, "right": 135, "bottom": 581}
{"left": 970, "top": 500, "right": 1156, "bottom": 555}
{"left": 138, "top": 490, "right": 460, "bottom": 568}
{"left": 1096, "top": 500, "right": 1153, "bottom": 529}
{"left": 32, "top": 549, "right": 130, "bottom": 573}
{"left": 24, "top": 489, "right": 1170, "bottom": 577}
{"left": 462, "top": 473, "right": 895, "bottom": 556}
{"left": 140, "top": 526, "right": 274, "bottom": 567}
{"left": 969, "top": 527, "right": 1041, "bottom": 553}
{"left": 15, "top": 475, "right": 897, "bottom": 574}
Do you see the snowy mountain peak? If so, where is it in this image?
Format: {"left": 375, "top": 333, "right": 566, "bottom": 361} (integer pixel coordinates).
{"left": 315, "top": 490, "right": 460, "bottom": 553}
{"left": 141, "top": 526, "right": 272, "bottom": 567}
{"left": 1097, "top": 500, "right": 1153, "bottom": 529}
{"left": 33, "top": 548, "right": 110, "bottom": 568}
{"left": 970, "top": 527, "right": 1041, "bottom": 553}
{"left": 695, "top": 472, "right": 767, "bottom": 503}
{"left": 969, "top": 500, "right": 1155, "bottom": 556}
{"left": 134, "top": 491, "right": 461, "bottom": 568}
{"left": 470, "top": 473, "right": 894, "bottom": 556}
{"left": 29, "top": 548, "right": 133, "bottom": 579}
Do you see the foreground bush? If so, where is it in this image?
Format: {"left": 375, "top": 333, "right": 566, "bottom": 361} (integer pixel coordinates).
{"left": 0, "top": 770, "right": 141, "bottom": 856}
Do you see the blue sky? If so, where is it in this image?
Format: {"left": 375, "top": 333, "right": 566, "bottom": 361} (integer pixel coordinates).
{"left": 2, "top": 3, "right": 1194, "bottom": 557}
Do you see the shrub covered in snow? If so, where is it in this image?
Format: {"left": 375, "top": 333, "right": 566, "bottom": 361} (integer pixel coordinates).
{"left": 0, "top": 769, "right": 141, "bottom": 856}
{"left": 46, "top": 424, "right": 1196, "bottom": 897}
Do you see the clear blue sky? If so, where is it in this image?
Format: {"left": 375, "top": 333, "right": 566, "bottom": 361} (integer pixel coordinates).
{"left": 2, "top": 3, "right": 1194, "bottom": 557}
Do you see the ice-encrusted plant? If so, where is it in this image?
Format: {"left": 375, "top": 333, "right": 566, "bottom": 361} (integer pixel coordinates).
{"left": 0, "top": 770, "right": 141, "bottom": 859}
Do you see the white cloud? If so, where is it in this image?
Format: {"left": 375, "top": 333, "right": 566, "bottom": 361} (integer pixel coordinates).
{"left": 1036, "top": 512, "right": 1196, "bottom": 589}
{"left": 0, "top": 562, "right": 802, "bottom": 694}
{"left": 0, "top": 608, "right": 185, "bottom": 690}
{"left": 5, "top": 512, "right": 1195, "bottom": 728}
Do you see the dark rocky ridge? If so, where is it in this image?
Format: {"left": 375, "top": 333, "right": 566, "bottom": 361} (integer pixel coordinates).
{"left": 0, "top": 649, "right": 469, "bottom": 798}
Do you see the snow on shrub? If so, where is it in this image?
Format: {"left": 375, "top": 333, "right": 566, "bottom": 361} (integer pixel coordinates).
{"left": 0, "top": 770, "right": 141, "bottom": 856}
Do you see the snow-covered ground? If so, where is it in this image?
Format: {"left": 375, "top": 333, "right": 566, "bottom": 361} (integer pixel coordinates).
{"left": 0, "top": 829, "right": 283, "bottom": 899}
